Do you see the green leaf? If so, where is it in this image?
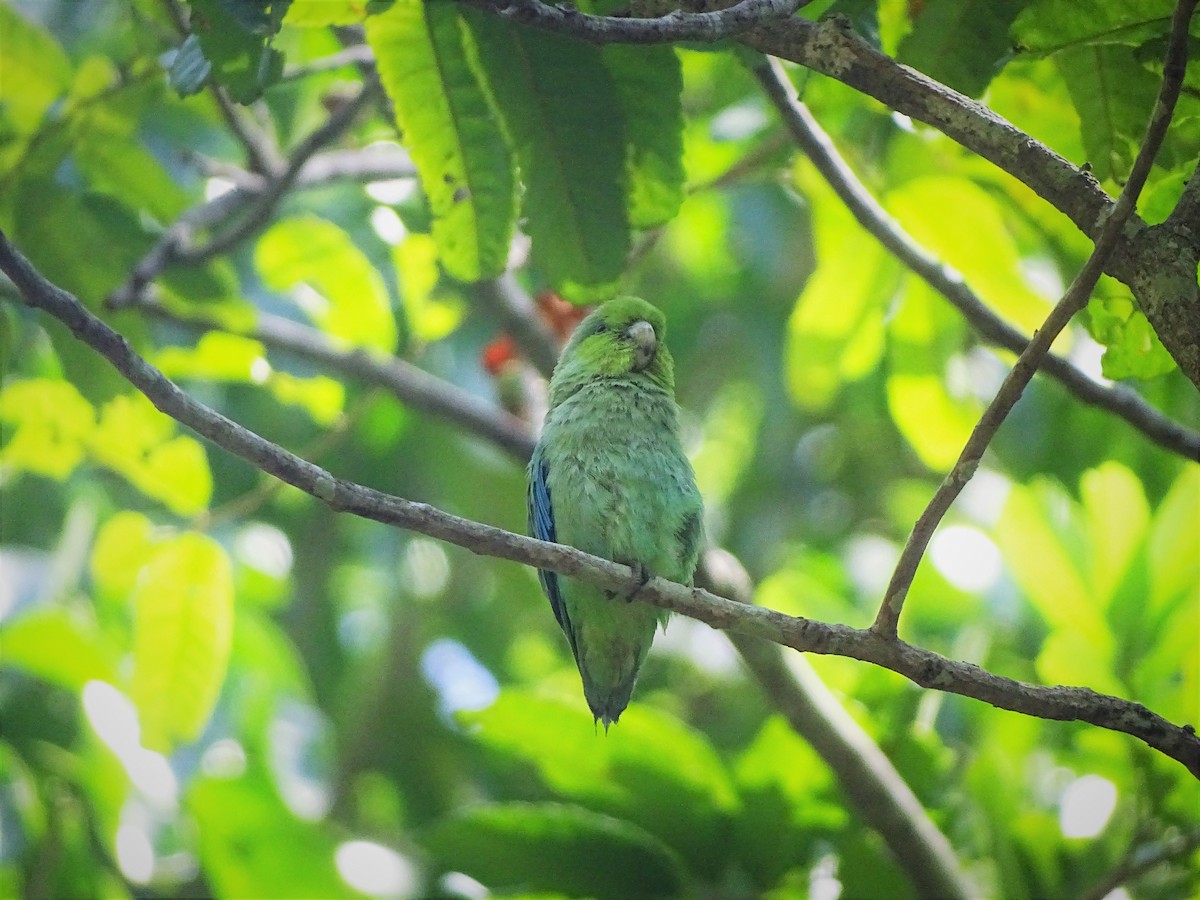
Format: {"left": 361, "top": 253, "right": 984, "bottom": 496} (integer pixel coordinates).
{"left": 1055, "top": 44, "right": 1158, "bottom": 182}
{"left": 885, "top": 282, "right": 980, "bottom": 471}
{"left": 0, "top": 5, "right": 71, "bottom": 155}
{"left": 90, "top": 511, "right": 162, "bottom": 602}
{"left": 425, "top": 802, "right": 686, "bottom": 900}
{"left": 602, "top": 45, "right": 686, "bottom": 229}
{"left": 394, "top": 232, "right": 463, "bottom": 342}
{"left": 186, "top": 0, "right": 290, "bottom": 102}
{"left": 460, "top": 691, "right": 737, "bottom": 873}
{"left": 1085, "top": 282, "right": 1177, "bottom": 379}
{"left": 366, "top": 0, "right": 516, "bottom": 282}
{"left": 0, "top": 378, "right": 95, "bottom": 479}
{"left": 996, "top": 478, "right": 1114, "bottom": 656}
{"left": 1080, "top": 462, "right": 1148, "bottom": 606}
{"left": 131, "top": 532, "right": 234, "bottom": 751}
{"left": 189, "top": 768, "right": 355, "bottom": 899}
{"left": 0, "top": 608, "right": 120, "bottom": 691}
{"left": 89, "top": 394, "right": 213, "bottom": 516}
{"left": 155, "top": 332, "right": 268, "bottom": 382}
{"left": 265, "top": 371, "right": 345, "bottom": 426}
{"left": 284, "top": 0, "right": 367, "bottom": 27}
{"left": 885, "top": 175, "right": 1051, "bottom": 333}
{"left": 898, "top": 0, "right": 1029, "bottom": 97}
{"left": 786, "top": 161, "right": 897, "bottom": 411}
{"left": 1147, "top": 465, "right": 1200, "bottom": 612}
{"left": 1012, "top": 0, "right": 1180, "bottom": 54}
{"left": 466, "top": 13, "right": 630, "bottom": 300}
{"left": 255, "top": 215, "right": 398, "bottom": 352}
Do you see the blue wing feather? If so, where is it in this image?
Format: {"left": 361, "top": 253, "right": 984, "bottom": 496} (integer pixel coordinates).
{"left": 528, "top": 449, "right": 578, "bottom": 657}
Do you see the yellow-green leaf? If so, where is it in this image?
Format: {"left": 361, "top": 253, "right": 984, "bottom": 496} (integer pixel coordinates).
{"left": 89, "top": 394, "right": 213, "bottom": 516}
{"left": 90, "top": 511, "right": 161, "bottom": 601}
{"left": 255, "top": 215, "right": 397, "bottom": 352}
{"left": 131, "top": 533, "right": 234, "bottom": 751}
{"left": 0, "top": 608, "right": 120, "bottom": 691}
{"left": 1080, "top": 462, "right": 1148, "bottom": 605}
{"left": 394, "top": 232, "right": 463, "bottom": 342}
{"left": 0, "top": 378, "right": 95, "bottom": 479}
{"left": 155, "top": 332, "right": 269, "bottom": 383}
{"left": 266, "top": 371, "right": 345, "bottom": 426}
{"left": 367, "top": 0, "right": 516, "bottom": 282}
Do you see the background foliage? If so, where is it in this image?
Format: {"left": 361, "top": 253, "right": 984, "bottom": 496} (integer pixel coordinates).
{"left": 1, "top": 0, "right": 1198, "bottom": 898}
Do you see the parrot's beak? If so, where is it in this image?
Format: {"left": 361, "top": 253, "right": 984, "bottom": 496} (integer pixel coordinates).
{"left": 626, "top": 319, "right": 657, "bottom": 372}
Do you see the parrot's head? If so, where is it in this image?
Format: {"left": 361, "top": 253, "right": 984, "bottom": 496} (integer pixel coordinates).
{"left": 550, "top": 297, "right": 676, "bottom": 402}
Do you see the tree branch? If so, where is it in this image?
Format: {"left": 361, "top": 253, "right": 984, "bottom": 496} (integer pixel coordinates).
{"left": 700, "top": 551, "right": 976, "bottom": 900}
{"left": 873, "top": 0, "right": 1196, "bottom": 637}
{"left": 1081, "top": 828, "right": 1200, "bottom": 900}
{"left": 3, "top": 229, "right": 1197, "bottom": 779}
{"left": 456, "top": 0, "right": 805, "bottom": 44}
{"left": 106, "top": 142, "right": 414, "bottom": 310}
{"left": 472, "top": 273, "right": 561, "bottom": 379}
{"left": 752, "top": 56, "right": 1200, "bottom": 462}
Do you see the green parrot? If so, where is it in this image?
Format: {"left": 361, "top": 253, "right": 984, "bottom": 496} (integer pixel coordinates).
{"left": 528, "top": 296, "right": 704, "bottom": 728}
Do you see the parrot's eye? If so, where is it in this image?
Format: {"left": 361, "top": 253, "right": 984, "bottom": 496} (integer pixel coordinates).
{"left": 593, "top": 322, "right": 609, "bottom": 334}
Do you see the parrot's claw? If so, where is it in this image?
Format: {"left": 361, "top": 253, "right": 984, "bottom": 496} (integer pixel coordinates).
{"left": 625, "top": 563, "right": 652, "bottom": 602}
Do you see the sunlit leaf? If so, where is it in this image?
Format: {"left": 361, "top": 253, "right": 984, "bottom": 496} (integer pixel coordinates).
{"left": 284, "top": 0, "right": 367, "bottom": 26}
{"left": 131, "top": 532, "right": 234, "bottom": 751}
{"left": 90, "top": 510, "right": 161, "bottom": 601}
{"left": 367, "top": 0, "right": 516, "bottom": 282}
{"left": 155, "top": 332, "right": 268, "bottom": 383}
{"left": 256, "top": 215, "right": 397, "bottom": 352}
{"left": 89, "top": 394, "right": 213, "bottom": 516}
{"left": 1080, "top": 462, "right": 1148, "bottom": 606}
{"left": 886, "top": 283, "right": 980, "bottom": 470}
{"left": 266, "top": 371, "right": 345, "bottom": 426}
{"left": 0, "top": 378, "right": 94, "bottom": 479}
{"left": 426, "top": 801, "right": 686, "bottom": 900}
{"left": 885, "top": 175, "right": 1051, "bottom": 333}
{"left": 465, "top": 12, "right": 629, "bottom": 300}
{"left": 0, "top": 4, "right": 71, "bottom": 172}
{"left": 1147, "top": 465, "right": 1200, "bottom": 612}
{"left": 1085, "top": 283, "right": 1177, "bottom": 380}
{"left": 0, "top": 608, "right": 120, "bottom": 690}
{"left": 787, "top": 162, "right": 897, "bottom": 411}
{"left": 394, "top": 232, "right": 463, "bottom": 342}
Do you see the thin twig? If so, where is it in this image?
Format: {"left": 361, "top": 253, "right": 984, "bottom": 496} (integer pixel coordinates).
{"left": 2, "top": 228, "right": 1198, "bottom": 779}
{"left": 753, "top": 56, "right": 1200, "bottom": 461}
{"left": 106, "top": 142, "right": 413, "bottom": 310}
{"left": 1081, "top": 828, "right": 1200, "bottom": 900}
{"left": 146, "top": 300, "right": 536, "bottom": 460}
{"left": 873, "top": 0, "right": 1198, "bottom": 638}
{"left": 456, "top": 0, "right": 805, "bottom": 44}
{"left": 472, "top": 274, "right": 561, "bottom": 379}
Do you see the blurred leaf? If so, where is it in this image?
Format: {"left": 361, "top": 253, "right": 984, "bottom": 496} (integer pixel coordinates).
{"left": 155, "top": 332, "right": 267, "bottom": 382}
{"left": 186, "top": 0, "right": 290, "bottom": 103}
{"left": 131, "top": 532, "right": 234, "bottom": 750}
{"left": 898, "top": 0, "right": 1028, "bottom": 96}
{"left": 394, "top": 232, "right": 463, "bottom": 342}
{"left": 425, "top": 801, "right": 686, "bottom": 899}
{"left": 266, "top": 371, "right": 345, "bottom": 426}
{"left": 602, "top": 45, "right": 686, "bottom": 230}
{"left": 256, "top": 215, "right": 398, "bottom": 352}
{"left": 466, "top": 13, "right": 629, "bottom": 300}
{"left": 1012, "top": 0, "right": 1179, "bottom": 54}
{"left": 885, "top": 175, "right": 1051, "bottom": 333}
{"left": 0, "top": 378, "right": 95, "bottom": 479}
{"left": 1147, "top": 465, "right": 1200, "bottom": 612}
{"left": 90, "top": 510, "right": 161, "bottom": 601}
{"left": 0, "top": 608, "right": 120, "bottom": 690}
{"left": 284, "top": 0, "right": 368, "bottom": 26}
{"left": 886, "top": 282, "right": 979, "bottom": 471}
{"left": 461, "top": 691, "right": 738, "bottom": 873}
{"left": 0, "top": 4, "right": 71, "bottom": 163}
{"left": 89, "top": 394, "right": 213, "bottom": 516}
{"left": 787, "top": 162, "right": 897, "bottom": 411}
{"left": 1080, "top": 462, "right": 1148, "bottom": 605}
{"left": 1054, "top": 44, "right": 1158, "bottom": 182}
{"left": 189, "top": 769, "right": 354, "bottom": 898}
{"left": 367, "top": 0, "right": 516, "bottom": 282}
